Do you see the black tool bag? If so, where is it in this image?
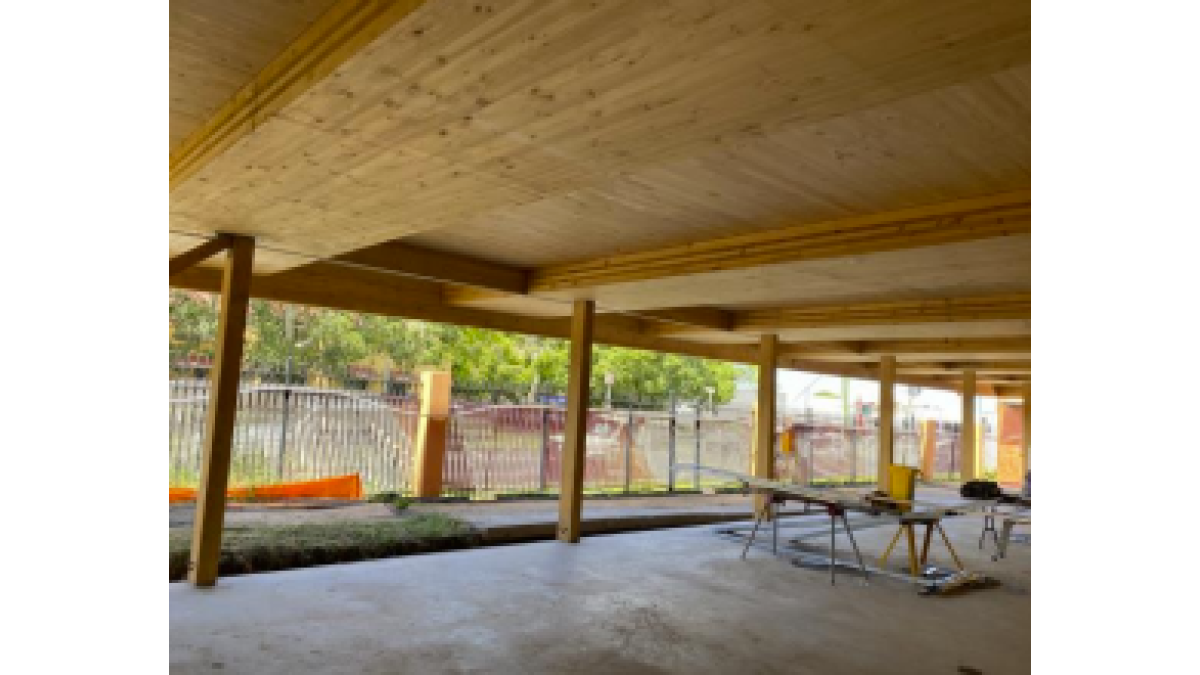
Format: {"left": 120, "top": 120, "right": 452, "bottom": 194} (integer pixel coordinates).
{"left": 960, "top": 480, "right": 1003, "bottom": 500}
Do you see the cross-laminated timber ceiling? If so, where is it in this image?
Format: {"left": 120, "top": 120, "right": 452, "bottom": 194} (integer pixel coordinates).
{"left": 169, "top": 0, "right": 1030, "bottom": 275}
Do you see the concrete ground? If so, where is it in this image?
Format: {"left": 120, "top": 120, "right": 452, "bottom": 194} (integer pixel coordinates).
{"left": 170, "top": 502, "right": 1030, "bottom": 675}
{"left": 170, "top": 486, "right": 976, "bottom": 542}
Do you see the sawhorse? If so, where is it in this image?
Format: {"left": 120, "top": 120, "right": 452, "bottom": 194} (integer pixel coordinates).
{"left": 880, "top": 512, "right": 963, "bottom": 577}
{"left": 741, "top": 490, "right": 869, "bottom": 585}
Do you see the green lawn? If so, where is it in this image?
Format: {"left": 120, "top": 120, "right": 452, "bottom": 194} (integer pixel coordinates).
{"left": 169, "top": 513, "right": 476, "bottom": 581}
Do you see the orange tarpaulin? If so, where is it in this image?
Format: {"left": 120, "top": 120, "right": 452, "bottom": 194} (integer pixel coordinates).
{"left": 168, "top": 474, "right": 363, "bottom": 503}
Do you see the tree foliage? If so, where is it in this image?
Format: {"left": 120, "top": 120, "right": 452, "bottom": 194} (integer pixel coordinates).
{"left": 169, "top": 291, "right": 744, "bottom": 405}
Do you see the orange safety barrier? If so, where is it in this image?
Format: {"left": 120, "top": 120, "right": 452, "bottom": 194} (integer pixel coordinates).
{"left": 168, "top": 474, "right": 363, "bottom": 504}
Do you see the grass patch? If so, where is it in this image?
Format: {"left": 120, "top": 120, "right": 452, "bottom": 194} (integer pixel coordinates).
{"left": 169, "top": 514, "right": 476, "bottom": 581}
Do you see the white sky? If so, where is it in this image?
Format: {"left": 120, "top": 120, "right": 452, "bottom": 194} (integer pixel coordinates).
{"left": 775, "top": 369, "right": 998, "bottom": 422}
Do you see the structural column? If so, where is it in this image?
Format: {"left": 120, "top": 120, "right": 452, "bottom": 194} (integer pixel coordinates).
{"left": 189, "top": 236, "right": 254, "bottom": 587}
{"left": 558, "top": 300, "right": 595, "bottom": 543}
{"left": 1021, "top": 384, "right": 1032, "bottom": 479}
{"left": 412, "top": 370, "right": 451, "bottom": 499}
{"left": 960, "top": 370, "right": 978, "bottom": 482}
{"left": 919, "top": 421, "right": 938, "bottom": 479}
{"left": 753, "top": 334, "right": 778, "bottom": 517}
{"left": 877, "top": 356, "right": 896, "bottom": 492}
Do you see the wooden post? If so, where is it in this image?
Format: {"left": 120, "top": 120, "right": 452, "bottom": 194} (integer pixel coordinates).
{"left": 753, "top": 335, "right": 778, "bottom": 517}
{"left": 877, "top": 356, "right": 896, "bottom": 492}
{"left": 1021, "top": 384, "right": 1032, "bottom": 478}
{"left": 960, "top": 370, "right": 977, "bottom": 482}
{"left": 412, "top": 370, "right": 451, "bottom": 499}
{"left": 919, "top": 420, "right": 938, "bottom": 479}
{"left": 188, "top": 236, "right": 254, "bottom": 587}
{"left": 558, "top": 300, "right": 595, "bottom": 543}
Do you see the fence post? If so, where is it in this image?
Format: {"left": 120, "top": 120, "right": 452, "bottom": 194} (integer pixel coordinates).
{"left": 539, "top": 406, "right": 549, "bottom": 493}
{"left": 950, "top": 423, "right": 959, "bottom": 478}
{"left": 849, "top": 421, "right": 857, "bottom": 485}
{"left": 667, "top": 410, "right": 677, "bottom": 493}
{"left": 277, "top": 388, "right": 292, "bottom": 482}
{"left": 694, "top": 416, "right": 701, "bottom": 490}
{"left": 624, "top": 408, "right": 634, "bottom": 494}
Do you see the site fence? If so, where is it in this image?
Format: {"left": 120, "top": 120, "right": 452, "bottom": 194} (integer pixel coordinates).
{"left": 169, "top": 363, "right": 985, "bottom": 499}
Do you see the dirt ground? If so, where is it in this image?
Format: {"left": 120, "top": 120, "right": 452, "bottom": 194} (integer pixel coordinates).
{"left": 170, "top": 493, "right": 787, "bottom": 531}
{"left": 169, "top": 486, "right": 973, "bottom": 532}
{"left": 169, "top": 501, "right": 397, "bottom": 529}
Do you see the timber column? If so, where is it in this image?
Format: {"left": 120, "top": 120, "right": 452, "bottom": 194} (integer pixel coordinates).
{"left": 189, "top": 235, "right": 254, "bottom": 587}
{"left": 558, "top": 300, "right": 595, "bottom": 543}
{"left": 877, "top": 356, "right": 897, "bottom": 492}
{"left": 960, "top": 370, "right": 978, "bottom": 482}
{"left": 753, "top": 335, "right": 778, "bottom": 517}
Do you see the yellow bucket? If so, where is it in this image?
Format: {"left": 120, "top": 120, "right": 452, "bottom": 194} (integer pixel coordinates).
{"left": 889, "top": 465, "right": 920, "bottom": 504}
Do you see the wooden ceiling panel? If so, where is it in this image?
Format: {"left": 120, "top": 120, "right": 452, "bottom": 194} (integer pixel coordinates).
{"left": 170, "top": 0, "right": 340, "bottom": 151}
{"left": 406, "top": 64, "right": 1031, "bottom": 267}
{"left": 548, "top": 236, "right": 1030, "bottom": 312}
{"left": 170, "top": 0, "right": 1029, "bottom": 273}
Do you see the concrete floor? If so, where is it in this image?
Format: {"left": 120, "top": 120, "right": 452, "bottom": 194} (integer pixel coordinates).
{"left": 173, "top": 490, "right": 973, "bottom": 543}
{"left": 170, "top": 511, "right": 1030, "bottom": 675}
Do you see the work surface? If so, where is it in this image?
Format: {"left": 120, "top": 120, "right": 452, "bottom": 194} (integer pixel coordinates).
{"left": 170, "top": 514, "right": 1030, "bottom": 675}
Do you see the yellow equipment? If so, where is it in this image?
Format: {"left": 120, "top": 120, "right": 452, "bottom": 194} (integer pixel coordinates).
{"left": 877, "top": 466, "right": 964, "bottom": 577}
{"left": 889, "top": 465, "right": 919, "bottom": 509}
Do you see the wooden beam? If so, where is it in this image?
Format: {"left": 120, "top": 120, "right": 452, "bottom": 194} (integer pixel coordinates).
{"left": 638, "top": 307, "right": 735, "bottom": 335}
{"left": 903, "top": 375, "right": 1026, "bottom": 390}
{"left": 960, "top": 370, "right": 978, "bottom": 482}
{"left": 898, "top": 361, "right": 1032, "bottom": 375}
{"left": 531, "top": 191, "right": 1030, "bottom": 291}
{"left": 188, "top": 235, "right": 254, "bottom": 587}
{"left": 443, "top": 291, "right": 740, "bottom": 337}
{"left": 338, "top": 241, "right": 528, "bottom": 294}
{"left": 173, "top": 259, "right": 445, "bottom": 312}
{"left": 171, "top": 263, "right": 758, "bottom": 364}
{"left": 736, "top": 293, "right": 1030, "bottom": 331}
{"left": 558, "top": 300, "right": 595, "bottom": 544}
{"left": 753, "top": 334, "right": 778, "bottom": 517}
{"left": 961, "top": 377, "right": 1030, "bottom": 386}
{"left": 777, "top": 340, "right": 867, "bottom": 356}
{"left": 780, "top": 337, "right": 1031, "bottom": 359}
{"left": 169, "top": 235, "right": 230, "bottom": 278}
{"left": 878, "top": 356, "right": 897, "bottom": 491}
{"left": 170, "top": 0, "right": 431, "bottom": 189}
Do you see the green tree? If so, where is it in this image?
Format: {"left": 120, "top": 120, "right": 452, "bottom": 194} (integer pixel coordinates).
{"left": 168, "top": 293, "right": 742, "bottom": 406}
{"left": 292, "top": 309, "right": 369, "bottom": 378}
{"left": 169, "top": 291, "right": 218, "bottom": 359}
{"left": 592, "top": 348, "right": 739, "bottom": 407}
